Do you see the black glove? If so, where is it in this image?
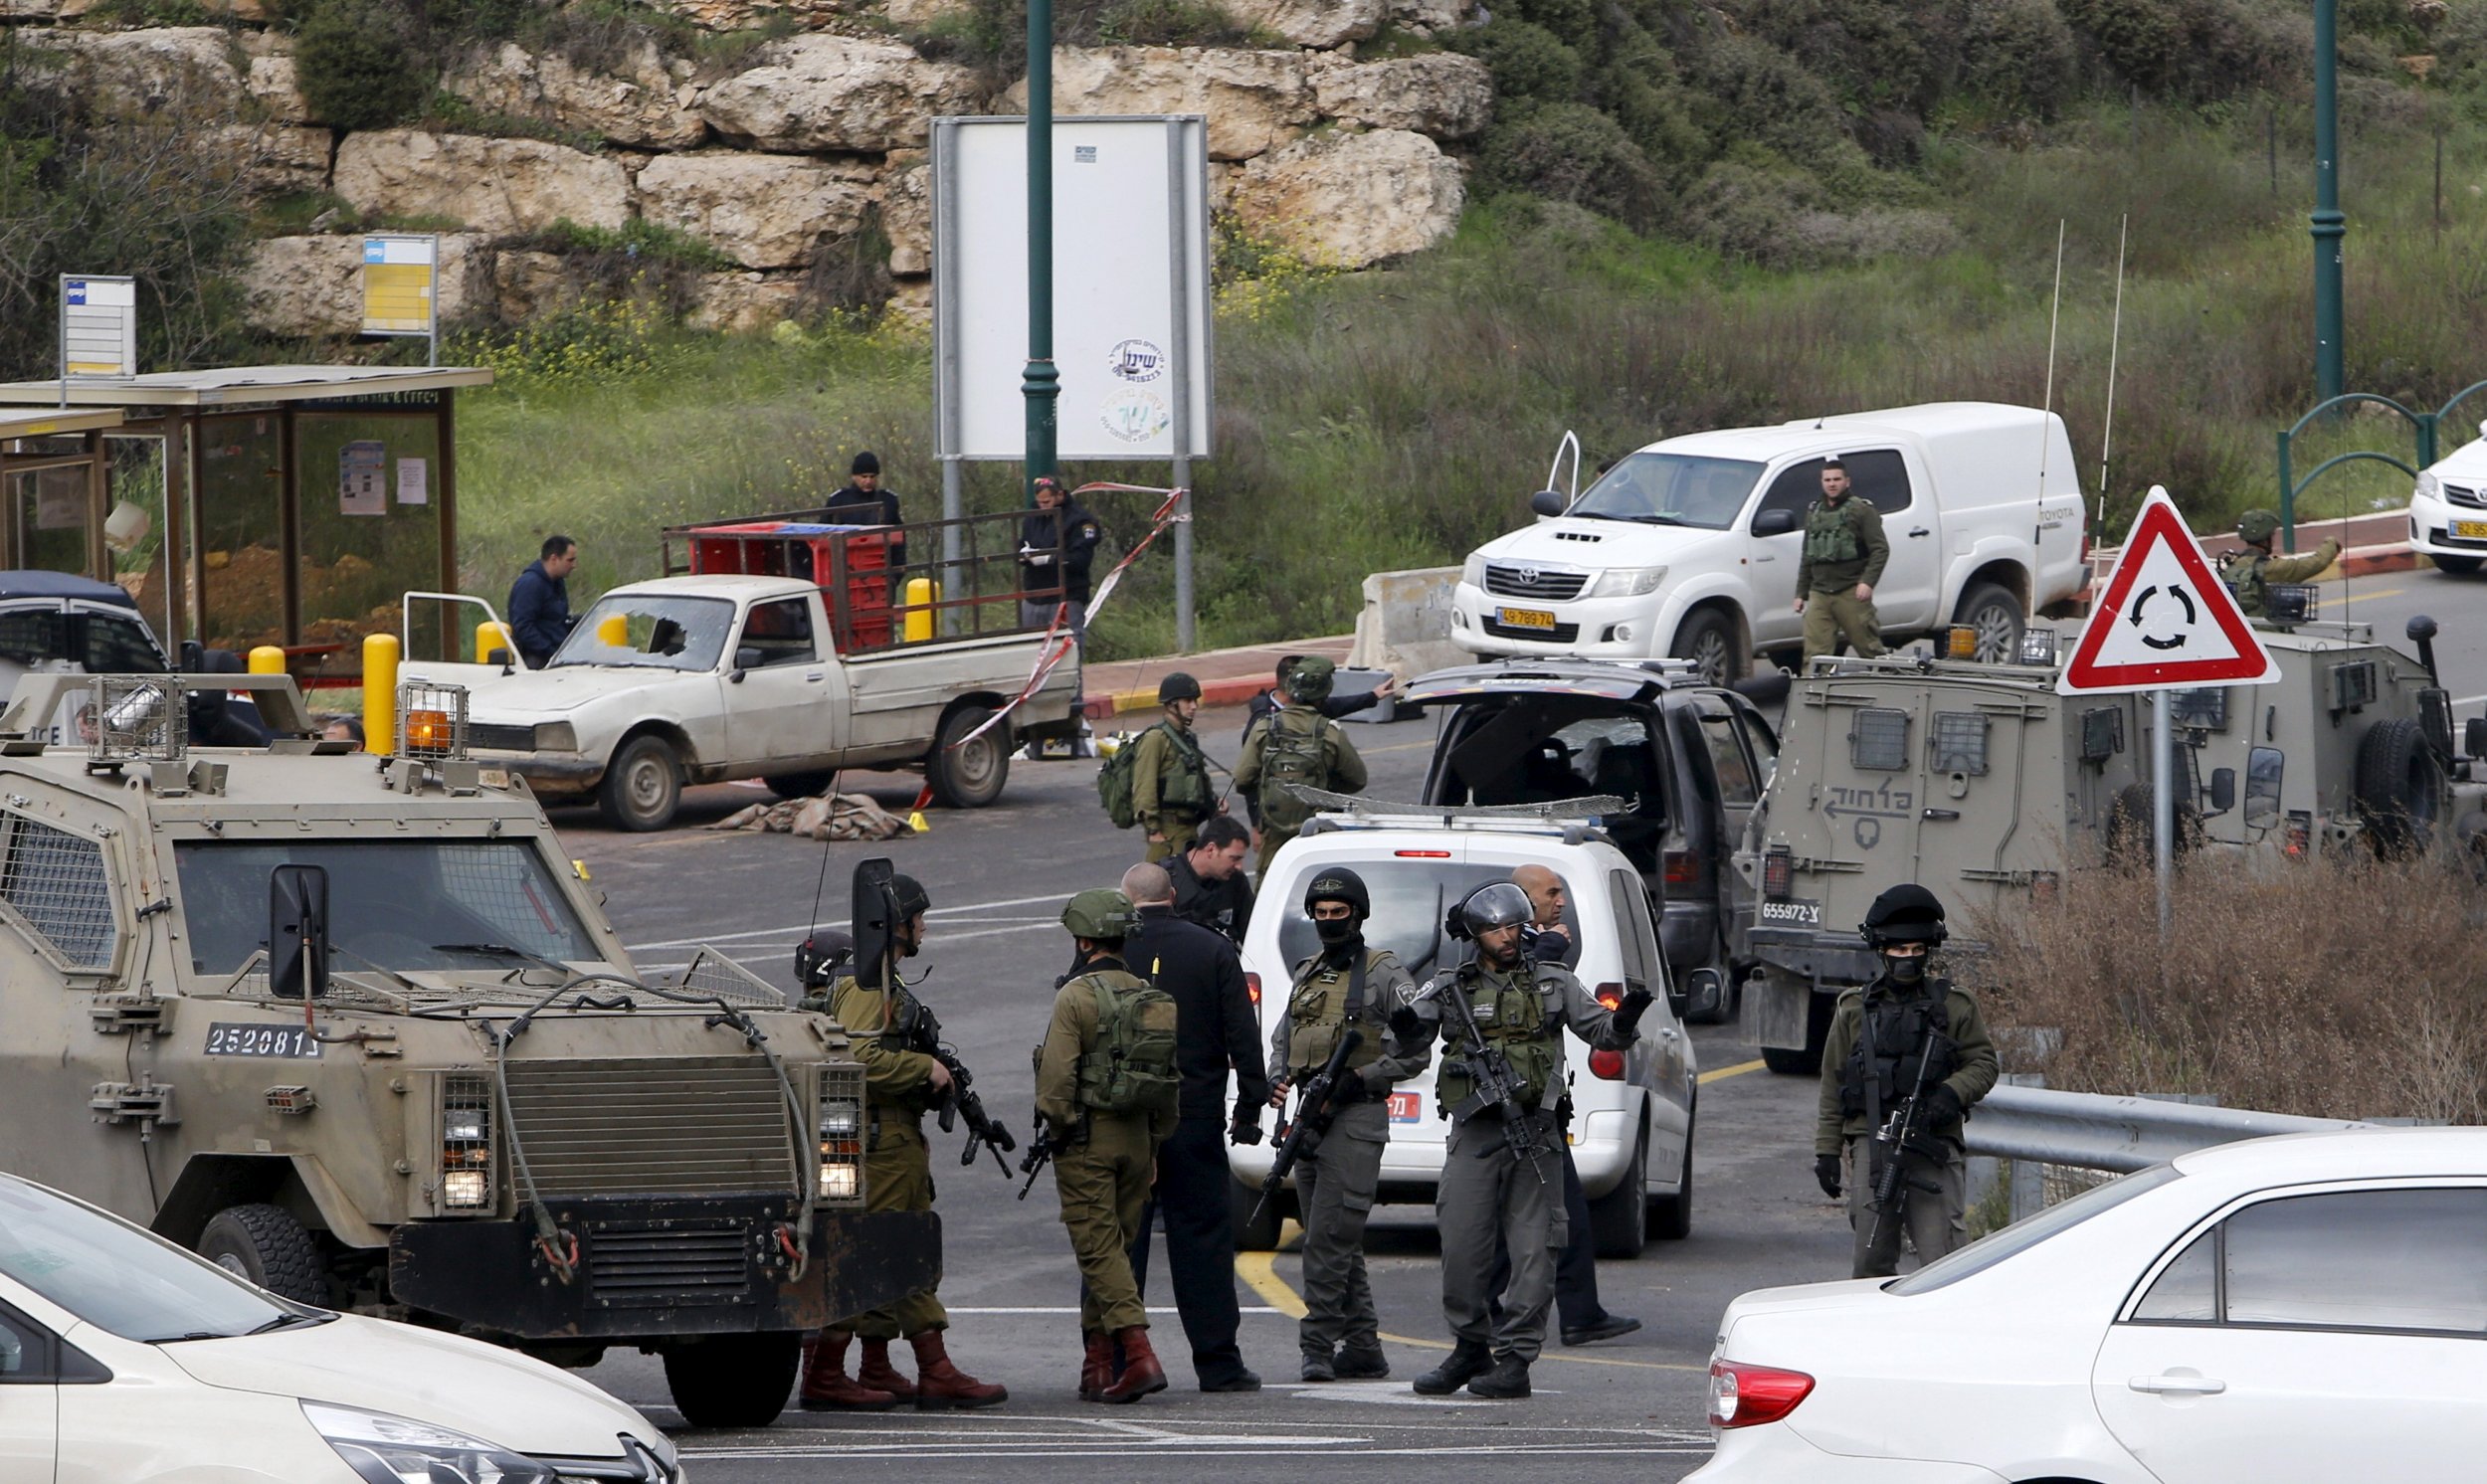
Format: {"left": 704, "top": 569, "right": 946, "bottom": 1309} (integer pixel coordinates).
{"left": 1610, "top": 986, "right": 1656, "bottom": 1037}
{"left": 1229, "top": 1111, "right": 1263, "bottom": 1146}
{"left": 1925, "top": 1084, "right": 1964, "bottom": 1126}
{"left": 1814, "top": 1153, "right": 1842, "bottom": 1199}
{"left": 1327, "top": 1071, "right": 1367, "bottom": 1107}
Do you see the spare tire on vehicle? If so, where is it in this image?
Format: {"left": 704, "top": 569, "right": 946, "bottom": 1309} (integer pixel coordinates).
{"left": 2356, "top": 716, "right": 2446, "bottom": 856}
{"left": 2106, "top": 783, "right": 2200, "bottom": 865}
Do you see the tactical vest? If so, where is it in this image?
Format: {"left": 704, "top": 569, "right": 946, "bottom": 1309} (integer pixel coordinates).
{"left": 1071, "top": 968, "right": 1181, "bottom": 1115}
{"left": 1152, "top": 722, "right": 1212, "bottom": 816}
{"left": 1803, "top": 499, "right": 1863, "bottom": 566}
{"left": 1255, "top": 708, "right": 1332, "bottom": 834}
{"left": 830, "top": 976, "right": 938, "bottom": 1114}
{"left": 1836, "top": 986, "right": 1958, "bottom": 1120}
{"left": 1285, "top": 947, "right": 1398, "bottom": 1076}
{"left": 2218, "top": 549, "right": 2268, "bottom": 618}
{"left": 1433, "top": 963, "right": 1564, "bottom": 1117}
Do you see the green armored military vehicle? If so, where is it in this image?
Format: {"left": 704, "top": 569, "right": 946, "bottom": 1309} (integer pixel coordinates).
{"left": 1729, "top": 613, "right": 2480, "bottom": 1072}
{"left": 0, "top": 671, "right": 933, "bottom": 1427}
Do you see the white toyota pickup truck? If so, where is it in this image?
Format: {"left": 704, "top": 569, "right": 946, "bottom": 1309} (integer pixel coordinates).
{"left": 403, "top": 572, "right": 1079, "bottom": 830}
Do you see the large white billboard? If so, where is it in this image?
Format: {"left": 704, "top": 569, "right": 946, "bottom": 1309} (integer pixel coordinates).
{"left": 932, "top": 115, "right": 1211, "bottom": 462}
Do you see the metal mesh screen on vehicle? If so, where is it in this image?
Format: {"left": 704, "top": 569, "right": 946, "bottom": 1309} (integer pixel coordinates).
{"left": 1848, "top": 708, "right": 1910, "bottom": 771}
{"left": 0, "top": 817, "right": 115, "bottom": 967}
{"left": 1930, "top": 712, "right": 1990, "bottom": 777}
{"left": 670, "top": 947, "right": 790, "bottom": 1008}
{"left": 2168, "top": 688, "right": 2228, "bottom": 731}
{"left": 2081, "top": 707, "right": 2124, "bottom": 763}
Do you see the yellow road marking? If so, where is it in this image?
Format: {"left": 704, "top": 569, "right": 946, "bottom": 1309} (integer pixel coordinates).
{"left": 1698, "top": 1058, "right": 1766, "bottom": 1086}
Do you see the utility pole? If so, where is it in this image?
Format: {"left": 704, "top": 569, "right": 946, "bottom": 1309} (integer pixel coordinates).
{"left": 2311, "top": 0, "right": 2345, "bottom": 403}
{"left": 1022, "top": 0, "right": 1057, "bottom": 506}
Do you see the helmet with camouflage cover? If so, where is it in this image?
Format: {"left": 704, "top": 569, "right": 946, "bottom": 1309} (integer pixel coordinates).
{"left": 1287, "top": 655, "right": 1336, "bottom": 704}
{"left": 1062, "top": 888, "right": 1142, "bottom": 940}
{"left": 2236, "top": 508, "right": 2282, "bottom": 544}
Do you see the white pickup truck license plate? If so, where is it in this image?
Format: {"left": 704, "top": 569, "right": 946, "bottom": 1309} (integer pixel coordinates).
{"left": 1497, "top": 607, "right": 1557, "bottom": 631}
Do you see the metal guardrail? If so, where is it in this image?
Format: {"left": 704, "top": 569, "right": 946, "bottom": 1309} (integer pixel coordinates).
{"left": 1964, "top": 1083, "right": 2375, "bottom": 1176}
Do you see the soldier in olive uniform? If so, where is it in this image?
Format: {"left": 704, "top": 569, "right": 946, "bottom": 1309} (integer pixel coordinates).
{"left": 1264, "top": 867, "right": 1430, "bottom": 1382}
{"left": 1130, "top": 672, "right": 1217, "bottom": 863}
{"left": 1235, "top": 658, "right": 1369, "bottom": 878}
{"left": 2220, "top": 508, "right": 2341, "bottom": 618}
{"left": 1796, "top": 459, "right": 1891, "bottom": 666}
{"left": 795, "top": 877, "right": 1008, "bottom": 1411}
{"left": 1406, "top": 883, "right": 1650, "bottom": 1400}
{"left": 1037, "top": 889, "right": 1184, "bottom": 1403}
{"left": 1813, "top": 884, "right": 2000, "bottom": 1279}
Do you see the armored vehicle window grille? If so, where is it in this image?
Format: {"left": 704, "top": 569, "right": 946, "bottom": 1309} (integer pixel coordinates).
{"left": 500, "top": 1058, "right": 798, "bottom": 1198}
{"left": 1848, "top": 708, "right": 1910, "bottom": 771}
{"left": 2331, "top": 660, "right": 2379, "bottom": 712}
{"left": 670, "top": 946, "right": 788, "bottom": 1008}
{"left": 2081, "top": 707, "right": 2124, "bottom": 763}
{"left": 0, "top": 818, "right": 114, "bottom": 968}
{"left": 1929, "top": 712, "right": 1990, "bottom": 776}
{"left": 2169, "top": 688, "right": 2228, "bottom": 731}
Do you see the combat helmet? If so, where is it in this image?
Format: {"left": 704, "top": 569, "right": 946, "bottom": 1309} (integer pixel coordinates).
{"left": 1860, "top": 883, "right": 1948, "bottom": 948}
{"left": 1062, "top": 888, "right": 1142, "bottom": 941}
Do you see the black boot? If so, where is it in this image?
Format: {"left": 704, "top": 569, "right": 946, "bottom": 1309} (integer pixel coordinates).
{"left": 1299, "top": 1350, "right": 1337, "bottom": 1383}
{"left": 1467, "top": 1354, "right": 1531, "bottom": 1399}
{"left": 1412, "top": 1342, "right": 1493, "bottom": 1395}
{"left": 1333, "top": 1346, "right": 1390, "bottom": 1380}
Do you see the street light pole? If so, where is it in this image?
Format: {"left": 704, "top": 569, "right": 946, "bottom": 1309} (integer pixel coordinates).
{"left": 1022, "top": 0, "right": 1058, "bottom": 506}
{"left": 2311, "top": 0, "right": 2345, "bottom": 403}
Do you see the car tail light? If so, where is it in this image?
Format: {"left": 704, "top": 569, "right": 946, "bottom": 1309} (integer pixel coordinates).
{"left": 2030, "top": 870, "right": 2058, "bottom": 903}
{"left": 1589, "top": 1048, "right": 1626, "bottom": 1080}
{"left": 1395, "top": 848, "right": 1451, "bottom": 857}
{"left": 1594, "top": 982, "right": 1623, "bottom": 1011}
{"left": 1709, "top": 1360, "right": 1814, "bottom": 1428}
{"left": 1245, "top": 972, "right": 1261, "bottom": 1007}
{"left": 1663, "top": 848, "right": 1699, "bottom": 886}
{"left": 1763, "top": 845, "right": 1793, "bottom": 899}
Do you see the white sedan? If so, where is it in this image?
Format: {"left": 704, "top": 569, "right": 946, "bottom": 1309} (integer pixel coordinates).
{"left": 0, "top": 1172, "right": 679, "bottom": 1483}
{"left": 1691, "top": 1127, "right": 2487, "bottom": 1482}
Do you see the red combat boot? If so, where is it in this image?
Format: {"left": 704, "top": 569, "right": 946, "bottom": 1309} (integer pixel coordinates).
{"left": 909, "top": 1330, "right": 1009, "bottom": 1409}
{"left": 856, "top": 1337, "right": 916, "bottom": 1401}
{"left": 1079, "top": 1331, "right": 1114, "bottom": 1401}
{"left": 797, "top": 1330, "right": 898, "bottom": 1411}
{"left": 1098, "top": 1326, "right": 1167, "bottom": 1403}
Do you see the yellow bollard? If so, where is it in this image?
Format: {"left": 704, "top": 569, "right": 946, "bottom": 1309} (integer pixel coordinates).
{"left": 902, "top": 578, "right": 938, "bottom": 644}
{"left": 363, "top": 633, "right": 400, "bottom": 757}
{"left": 597, "top": 612, "right": 629, "bottom": 648}
{"left": 247, "top": 646, "right": 285, "bottom": 675}
{"left": 475, "top": 620, "right": 516, "bottom": 663}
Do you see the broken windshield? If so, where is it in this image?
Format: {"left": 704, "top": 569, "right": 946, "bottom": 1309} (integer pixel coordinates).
{"left": 549, "top": 593, "right": 733, "bottom": 671}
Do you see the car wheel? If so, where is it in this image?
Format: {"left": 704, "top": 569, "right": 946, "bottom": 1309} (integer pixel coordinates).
{"left": 1671, "top": 608, "right": 1746, "bottom": 686}
{"left": 598, "top": 733, "right": 681, "bottom": 832}
{"left": 763, "top": 770, "right": 838, "bottom": 801}
{"left": 1954, "top": 582, "right": 2024, "bottom": 664}
{"left": 662, "top": 1332, "right": 802, "bottom": 1429}
{"left": 1232, "top": 1178, "right": 1285, "bottom": 1251}
{"left": 926, "top": 704, "right": 1010, "bottom": 809}
{"left": 198, "top": 1204, "right": 328, "bottom": 1306}
{"left": 1648, "top": 1103, "right": 1694, "bottom": 1241}
{"left": 2435, "top": 554, "right": 2485, "bottom": 575}
{"left": 2357, "top": 716, "right": 2447, "bottom": 856}
{"left": 2107, "top": 782, "right": 2200, "bottom": 864}
{"left": 1588, "top": 1126, "right": 1649, "bottom": 1259}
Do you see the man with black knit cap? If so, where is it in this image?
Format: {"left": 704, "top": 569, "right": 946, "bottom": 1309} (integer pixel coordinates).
{"left": 816, "top": 452, "right": 906, "bottom": 568}
{"left": 1266, "top": 867, "right": 1430, "bottom": 1383}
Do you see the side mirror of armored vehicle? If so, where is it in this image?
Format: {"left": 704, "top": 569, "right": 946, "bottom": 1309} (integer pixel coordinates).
{"left": 1529, "top": 488, "right": 1568, "bottom": 517}
{"left": 2245, "top": 746, "right": 2285, "bottom": 830}
{"left": 2207, "top": 767, "right": 2237, "bottom": 817}
{"left": 1751, "top": 508, "right": 1799, "bottom": 538}
{"left": 2467, "top": 717, "right": 2487, "bottom": 761}
{"left": 2407, "top": 614, "right": 2441, "bottom": 683}
{"left": 269, "top": 863, "right": 330, "bottom": 1001}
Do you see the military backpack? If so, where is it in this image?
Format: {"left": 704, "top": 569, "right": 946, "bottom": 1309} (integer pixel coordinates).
{"left": 1255, "top": 708, "right": 1334, "bottom": 834}
{"left": 1074, "top": 970, "right": 1182, "bottom": 1115}
{"left": 1096, "top": 722, "right": 1209, "bottom": 829}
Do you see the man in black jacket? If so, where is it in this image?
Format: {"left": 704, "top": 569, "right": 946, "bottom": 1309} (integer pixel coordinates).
{"left": 1166, "top": 815, "right": 1254, "bottom": 946}
{"left": 1019, "top": 476, "right": 1102, "bottom": 639}
{"left": 1121, "top": 861, "right": 1269, "bottom": 1391}
{"left": 814, "top": 452, "right": 905, "bottom": 568}
{"left": 507, "top": 534, "right": 578, "bottom": 668}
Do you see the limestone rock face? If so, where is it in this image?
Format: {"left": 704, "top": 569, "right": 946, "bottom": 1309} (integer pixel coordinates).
{"left": 636, "top": 152, "right": 870, "bottom": 269}
{"left": 699, "top": 36, "right": 980, "bottom": 153}
{"left": 333, "top": 131, "right": 631, "bottom": 235}
{"left": 244, "top": 48, "right": 313, "bottom": 126}
{"left": 491, "top": 250, "right": 585, "bottom": 322}
{"left": 1311, "top": 53, "right": 1490, "bottom": 139}
{"left": 880, "top": 0, "right": 970, "bottom": 26}
{"left": 442, "top": 41, "right": 705, "bottom": 150}
{"left": 1220, "top": 0, "right": 1383, "bottom": 49}
{"left": 1228, "top": 128, "right": 1463, "bottom": 267}
{"left": 1003, "top": 47, "right": 1314, "bottom": 161}
{"left": 240, "top": 233, "right": 490, "bottom": 336}
{"left": 878, "top": 162, "right": 931, "bottom": 277}
{"left": 1388, "top": 0, "right": 1466, "bottom": 30}
{"left": 688, "top": 271, "right": 807, "bottom": 333}
{"left": 31, "top": 27, "right": 243, "bottom": 120}
{"left": 212, "top": 124, "right": 334, "bottom": 197}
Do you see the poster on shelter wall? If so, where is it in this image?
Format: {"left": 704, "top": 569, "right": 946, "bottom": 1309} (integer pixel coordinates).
{"left": 396, "top": 458, "right": 428, "bottom": 505}
{"left": 339, "top": 441, "right": 386, "bottom": 516}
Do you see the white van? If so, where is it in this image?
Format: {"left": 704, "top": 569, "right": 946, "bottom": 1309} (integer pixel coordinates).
{"left": 1448, "top": 403, "right": 2089, "bottom": 682}
{"left": 1230, "top": 807, "right": 1697, "bottom": 1258}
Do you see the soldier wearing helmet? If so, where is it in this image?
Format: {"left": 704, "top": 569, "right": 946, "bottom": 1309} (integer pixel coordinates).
{"left": 1404, "top": 881, "right": 1651, "bottom": 1400}
{"left": 2220, "top": 508, "right": 2340, "bottom": 619}
{"left": 1236, "top": 657, "right": 1369, "bottom": 878}
{"left": 1264, "top": 866, "right": 1429, "bottom": 1382}
{"left": 1038, "top": 888, "right": 1183, "bottom": 1402}
{"left": 1130, "top": 671, "right": 1219, "bottom": 863}
{"left": 1814, "top": 883, "right": 2000, "bottom": 1279}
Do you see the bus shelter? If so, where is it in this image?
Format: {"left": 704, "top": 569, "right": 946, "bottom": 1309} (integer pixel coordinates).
{"left": 0, "top": 408, "right": 123, "bottom": 582}
{"left": 0, "top": 365, "right": 490, "bottom": 679}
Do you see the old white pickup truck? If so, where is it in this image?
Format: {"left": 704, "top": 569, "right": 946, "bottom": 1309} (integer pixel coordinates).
{"left": 403, "top": 571, "right": 1080, "bottom": 830}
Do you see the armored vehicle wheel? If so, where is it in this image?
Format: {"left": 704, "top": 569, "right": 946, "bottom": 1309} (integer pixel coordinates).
{"left": 2107, "top": 784, "right": 2200, "bottom": 864}
{"left": 598, "top": 733, "right": 681, "bottom": 832}
{"left": 763, "top": 770, "right": 837, "bottom": 800}
{"left": 2357, "top": 717, "right": 2446, "bottom": 856}
{"left": 198, "top": 1204, "right": 328, "bottom": 1306}
{"left": 1589, "top": 1126, "right": 1649, "bottom": 1258}
{"left": 926, "top": 704, "right": 1010, "bottom": 809}
{"left": 1760, "top": 1044, "right": 1818, "bottom": 1075}
{"left": 662, "top": 1332, "right": 802, "bottom": 1428}
{"left": 2435, "top": 554, "right": 2485, "bottom": 575}
{"left": 1671, "top": 608, "right": 1745, "bottom": 687}
{"left": 1954, "top": 582, "right": 2024, "bottom": 664}
{"left": 1649, "top": 1104, "right": 1694, "bottom": 1241}
{"left": 1232, "top": 1178, "right": 1285, "bottom": 1251}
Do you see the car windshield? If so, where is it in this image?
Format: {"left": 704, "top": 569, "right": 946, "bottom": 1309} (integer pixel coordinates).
{"left": 1567, "top": 453, "right": 1765, "bottom": 528}
{"left": 174, "top": 839, "right": 601, "bottom": 976}
{"left": 0, "top": 1176, "right": 310, "bottom": 1342}
{"left": 1272, "top": 858, "right": 1583, "bottom": 986}
{"left": 1888, "top": 1163, "right": 2184, "bottom": 1295}
{"left": 550, "top": 594, "right": 733, "bottom": 671}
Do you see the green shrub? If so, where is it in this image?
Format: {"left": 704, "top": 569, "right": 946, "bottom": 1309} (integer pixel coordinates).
{"left": 1446, "top": 19, "right": 1583, "bottom": 107}
{"left": 1510, "top": 0, "right": 1597, "bottom": 50}
{"left": 1478, "top": 102, "right": 1667, "bottom": 231}
{"left": 1956, "top": 0, "right": 2079, "bottom": 116}
{"left": 295, "top": 0, "right": 432, "bottom": 130}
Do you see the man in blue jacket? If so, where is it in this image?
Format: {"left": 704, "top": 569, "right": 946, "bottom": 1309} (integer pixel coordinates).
{"left": 508, "top": 534, "right": 579, "bottom": 667}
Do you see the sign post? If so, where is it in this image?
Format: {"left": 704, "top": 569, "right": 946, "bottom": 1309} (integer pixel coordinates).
{"left": 58, "top": 275, "right": 138, "bottom": 406}
{"left": 360, "top": 234, "right": 441, "bottom": 366}
{"left": 2058, "top": 484, "right": 2278, "bottom": 936}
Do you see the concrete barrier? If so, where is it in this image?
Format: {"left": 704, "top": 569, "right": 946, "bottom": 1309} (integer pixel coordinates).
{"left": 1348, "top": 565, "right": 1466, "bottom": 681}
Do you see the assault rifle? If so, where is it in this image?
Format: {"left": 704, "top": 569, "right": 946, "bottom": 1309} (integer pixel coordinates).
{"left": 1435, "top": 977, "right": 1549, "bottom": 1186}
{"left": 1250, "top": 1027, "right": 1362, "bottom": 1229}
{"left": 1866, "top": 1014, "right": 1947, "bottom": 1253}
{"left": 928, "top": 1032, "right": 1017, "bottom": 1176}
{"left": 1016, "top": 1119, "right": 1060, "bottom": 1201}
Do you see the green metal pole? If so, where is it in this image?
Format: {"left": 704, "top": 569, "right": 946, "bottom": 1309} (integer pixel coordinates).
{"left": 2277, "top": 430, "right": 2294, "bottom": 548}
{"left": 2311, "top": 0, "right": 2345, "bottom": 403}
{"left": 1023, "top": 0, "right": 1057, "bottom": 508}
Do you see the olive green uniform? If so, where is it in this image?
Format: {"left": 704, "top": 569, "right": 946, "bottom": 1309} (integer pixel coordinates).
{"left": 1815, "top": 976, "right": 1999, "bottom": 1278}
{"left": 822, "top": 975, "right": 949, "bottom": 1338}
{"left": 1797, "top": 494, "right": 1891, "bottom": 664}
{"left": 1038, "top": 958, "right": 1179, "bottom": 1335}
{"left": 1130, "top": 721, "right": 1214, "bottom": 862}
{"left": 1406, "top": 957, "right": 1637, "bottom": 1365}
{"left": 2219, "top": 539, "right": 2341, "bottom": 617}
{"left": 1267, "top": 945, "right": 1429, "bottom": 1362}
{"left": 1236, "top": 709, "right": 1369, "bottom": 876}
